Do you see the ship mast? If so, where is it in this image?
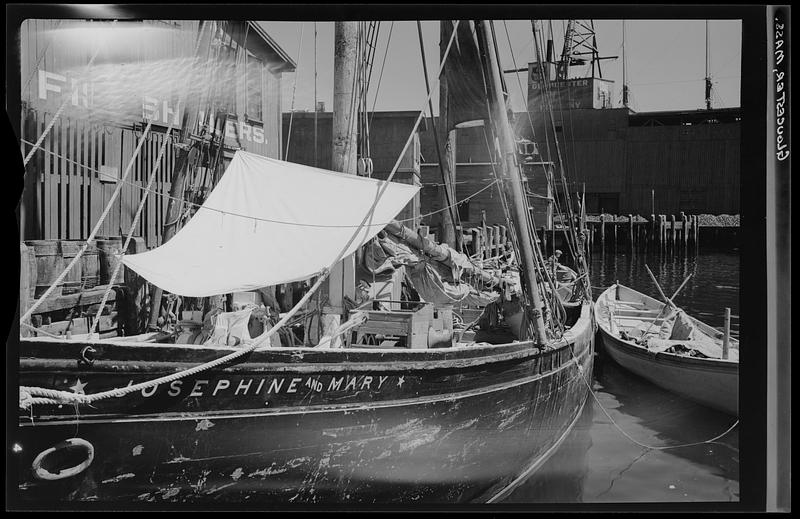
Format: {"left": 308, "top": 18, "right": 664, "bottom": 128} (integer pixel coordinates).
{"left": 622, "top": 20, "right": 629, "bottom": 108}
{"left": 321, "top": 21, "right": 360, "bottom": 347}
{"left": 705, "top": 20, "right": 713, "bottom": 110}
{"left": 147, "top": 21, "right": 219, "bottom": 330}
{"left": 477, "top": 20, "right": 548, "bottom": 345}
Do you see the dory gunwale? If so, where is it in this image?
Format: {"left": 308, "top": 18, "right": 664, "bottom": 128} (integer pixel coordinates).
{"left": 596, "top": 283, "right": 738, "bottom": 415}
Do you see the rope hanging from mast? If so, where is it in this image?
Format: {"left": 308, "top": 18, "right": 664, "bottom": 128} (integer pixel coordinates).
{"left": 21, "top": 21, "right": 468, "bottom": 409}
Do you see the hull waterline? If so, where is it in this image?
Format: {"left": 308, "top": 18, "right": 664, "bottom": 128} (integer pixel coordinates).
{"left": 14, "top": 304, "right": 595, "bottom": 505}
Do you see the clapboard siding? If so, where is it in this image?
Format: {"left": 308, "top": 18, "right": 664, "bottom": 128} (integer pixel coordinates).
{"left": 20, "top": 19, "right": 290, "bottom": 245}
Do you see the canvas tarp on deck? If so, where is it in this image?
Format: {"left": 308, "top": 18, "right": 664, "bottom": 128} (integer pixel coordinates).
{"left": 122, "top": 151, "right": 419, "bottom": 297}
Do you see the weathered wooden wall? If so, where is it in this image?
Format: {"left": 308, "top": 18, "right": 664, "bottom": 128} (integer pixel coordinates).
{"left": 20, "top": 19, "right": 287, "bottom": 245}
{"left": 22, "top": 109, "right": 176, "bottom": 248}
{"left": 282, "top": 111, "right": 422, "bottom": 172}
{"left": 281, "top": 107, "right": 739, "bottom": 231}
{"left": 516, "top": 107, "right": 741, "bottom": 217}
{"left": 421, "top": 108, "right": 740, "bottom": 226}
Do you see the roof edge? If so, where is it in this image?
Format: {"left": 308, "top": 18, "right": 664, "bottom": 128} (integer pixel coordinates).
{"left": 248, "top": 21, "right": 296, "bottom": 73}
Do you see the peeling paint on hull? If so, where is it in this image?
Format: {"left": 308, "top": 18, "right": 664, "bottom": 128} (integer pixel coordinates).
{"left": 13, "top": 305, "right": 595, "bottom": 505}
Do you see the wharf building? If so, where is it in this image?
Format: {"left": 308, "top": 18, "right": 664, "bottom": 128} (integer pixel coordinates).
{"left": 18, "top": 19, "right": 296, "bottom": 247}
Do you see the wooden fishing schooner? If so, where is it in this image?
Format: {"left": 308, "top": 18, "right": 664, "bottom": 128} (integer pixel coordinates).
{"left": 14, "top": 19, "right": 595, "bottom": 505}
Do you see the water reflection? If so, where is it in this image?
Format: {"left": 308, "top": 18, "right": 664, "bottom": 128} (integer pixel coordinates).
{"left": 502, "top": 250, "right": 740, "bottom": 504}
{"left": 589, "top": 250, "right": 740, "bottom": 337}
{"left": 503, "top": 357, "right": 740, "bottom": 504}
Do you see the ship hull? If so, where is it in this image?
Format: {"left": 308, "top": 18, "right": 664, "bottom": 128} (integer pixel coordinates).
{"left": 13, "top": 304, "right": 594, "bottom": 505}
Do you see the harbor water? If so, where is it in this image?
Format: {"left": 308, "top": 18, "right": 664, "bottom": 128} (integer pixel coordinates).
{"left": 501, "top": 248, "right": 740, "bottom": 504}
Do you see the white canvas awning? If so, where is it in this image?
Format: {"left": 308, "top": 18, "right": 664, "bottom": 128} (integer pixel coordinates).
{"left": 122, "top": 151, "right": 419, "bottom": 297}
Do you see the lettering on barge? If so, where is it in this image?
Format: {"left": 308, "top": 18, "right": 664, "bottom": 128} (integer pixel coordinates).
{"left": 57, "top": 375, "right": 407, "bottom": 401}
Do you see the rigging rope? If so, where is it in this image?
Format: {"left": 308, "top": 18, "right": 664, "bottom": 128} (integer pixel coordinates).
{"left": 20, "top": 119, "right": 154, "bottom": 324}
{"left": 88, "top": 123, "right": 178, "bottom": 336}
{"left": 20, "top": 21, "right": 466, "bottom": 410}
{"left": 570, "top": 350, "right": 739, "bottom": 451}
{"left": 313, "top": 22, "right": 318, "bottom": 167}
{"left": 284, "top": 22, "right": 306, "bottom": 160}
{"left": 27, "top": 21, "right": 213, "bottom": 331}
{"left": 530, "top": 20, "right": 590, "bottom": 300}
{"left": 18, "top": 139, "right": 498, "bottom": 229}
{"left": 416, "top": 20, "right": 464, "bottom": 253}
{"left": 368, "top": 21, "right": 394, "bottom": 128}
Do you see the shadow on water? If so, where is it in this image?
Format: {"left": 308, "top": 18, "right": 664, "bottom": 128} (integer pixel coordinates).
{"left": 501, "top": 249, "right": 740, "bottom": 504}
{"left": 503, "top": 358, "right": 740, "bottom": 504}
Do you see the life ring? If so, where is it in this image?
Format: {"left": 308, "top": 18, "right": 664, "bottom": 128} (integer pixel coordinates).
{"left": 31, "top": 438, "right": 94, "bottom": 481}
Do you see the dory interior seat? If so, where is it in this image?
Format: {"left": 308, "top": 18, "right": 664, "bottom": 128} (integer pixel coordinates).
{"left": 606, "top": 296, "right": 737, "bottom": 361}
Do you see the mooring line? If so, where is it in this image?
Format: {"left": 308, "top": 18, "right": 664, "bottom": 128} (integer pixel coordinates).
{"left": 572, "top": 353, "right": 739, "bottom": 451}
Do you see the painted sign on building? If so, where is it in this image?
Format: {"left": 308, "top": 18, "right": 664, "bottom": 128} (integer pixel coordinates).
{"left": 528, "top": 68, "right": 615, "bottom": 111}
{"left": 36, "top": 68, "right": 185, "bottom": 127}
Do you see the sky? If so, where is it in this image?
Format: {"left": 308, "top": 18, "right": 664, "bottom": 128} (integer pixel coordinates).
{"left": 259, "top": 19, "right": 742, "bottom": 115}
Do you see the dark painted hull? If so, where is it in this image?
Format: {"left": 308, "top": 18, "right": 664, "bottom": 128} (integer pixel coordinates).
{"left": 13, "top": 304, "right": 594, "bottom": 505}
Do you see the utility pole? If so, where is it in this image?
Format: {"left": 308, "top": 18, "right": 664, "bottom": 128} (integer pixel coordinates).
{"left": 321, "top": 21, "right": 359, "bottom": 347}
{"left": 478, "top": 20, "right": 548, "bottom": 345}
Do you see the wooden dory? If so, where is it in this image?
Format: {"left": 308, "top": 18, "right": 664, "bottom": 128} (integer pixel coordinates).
{"left": 596, "top": 284, "right": 738, "bottom": 416}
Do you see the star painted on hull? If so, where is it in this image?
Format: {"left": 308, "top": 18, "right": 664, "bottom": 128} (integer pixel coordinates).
{"left": 397, "top": 376, "right": 405, "bottom": 388}
{"left": 70, "top": 379, "right": 87, "bottom": 394}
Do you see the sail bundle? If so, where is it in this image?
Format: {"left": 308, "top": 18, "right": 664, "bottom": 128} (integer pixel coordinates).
{"left": 122, "top": 151, "right": 419, "bottom": 296}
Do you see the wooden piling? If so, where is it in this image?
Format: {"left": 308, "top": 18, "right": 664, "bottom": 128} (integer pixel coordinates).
{"left": 670, "top": 214, "right": 677, "bottom": 250}
{"left": 681, "top": 211, "right": 688, "bottom": 249}
{"left": 470, "top": 228, "right": 480, "bottom": 256}
{"left": 722, "top": 307, "right": 731, "bottom": 360}
{"left": 486, "top": 226, "right": 494, "bottom": 259}
{"left": 628, "top": 214, "right": 634, "bottom": 250}
{"left": 613, "top": 220, "right": 618, "bottom": 249}
{"left": 650, "top": 214, "right": 656, "bottom": 252}
{"left": 636, "top": 216, "right": 643, "bottom": 250}
{"left": 499, "top": 225, "right": 507, "bottom": 254}
{"left": 600, "top": 214, "right": 605, "bottom": 250}
{"left": 693, "top": 214, "right": 700, "bottom": 249}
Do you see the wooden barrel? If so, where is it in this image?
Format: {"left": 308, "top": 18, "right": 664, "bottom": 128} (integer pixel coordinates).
{"left": 81, "top": 242, "right": 100, "bottom": 289}
{"left": 20, "top": 241, "right": 38, "bottom": 300}
{"left": 97, "top": 237, "right": 124, "bottom": 285}
{"left": 25, "top": 240, "right": 63, "bottom": 299}
{"left": 59, "top": 241, "right": 84, "bottom": 295}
